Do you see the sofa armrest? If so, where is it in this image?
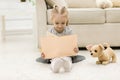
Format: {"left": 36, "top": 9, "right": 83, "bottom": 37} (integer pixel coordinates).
{"left": 35, "top": 0, "right": 47, "bottom": 48}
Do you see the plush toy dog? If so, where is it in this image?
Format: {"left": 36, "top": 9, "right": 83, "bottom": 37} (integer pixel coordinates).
{"left": 86, "top": 43, "right": 117, "bottom": 65}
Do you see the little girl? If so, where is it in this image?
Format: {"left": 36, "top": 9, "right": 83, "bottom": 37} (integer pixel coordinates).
{"left": 40, "top": 5, "right": 84, "bottom": 73}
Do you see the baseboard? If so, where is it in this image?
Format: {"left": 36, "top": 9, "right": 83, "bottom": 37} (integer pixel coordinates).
{"left": 79, "top": 47, "right": 120, "bottom": 50}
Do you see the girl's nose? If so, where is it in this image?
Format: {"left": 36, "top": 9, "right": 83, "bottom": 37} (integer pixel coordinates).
{"left": 58, "top": 24, "right": 62, "bottom": 28}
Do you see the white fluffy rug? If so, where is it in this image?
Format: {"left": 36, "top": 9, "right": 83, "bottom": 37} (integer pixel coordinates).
{"left": 0, "top": 35, "right": 120, "bottom": 80}
{"left": 34, "top": 50, "right": 120, "bottom": 80}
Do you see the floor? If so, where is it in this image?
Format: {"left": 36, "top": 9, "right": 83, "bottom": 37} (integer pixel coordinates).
{"left": 0, "top": 1, "right": 120, "bottom": 80}
{"left": 0, "top": 35, "right": 120, "bottom": 80}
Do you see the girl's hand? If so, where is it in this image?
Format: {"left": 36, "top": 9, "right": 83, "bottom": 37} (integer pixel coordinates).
{"left": 41, "top": 52, "right": 45, "bottom": 58}
{"left": 73, "top": 47, "right": 79, "bottom": 53}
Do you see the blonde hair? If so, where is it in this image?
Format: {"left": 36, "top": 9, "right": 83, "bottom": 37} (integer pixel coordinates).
{"left": 51, "top": 5, "right": 69, "bottom": 26}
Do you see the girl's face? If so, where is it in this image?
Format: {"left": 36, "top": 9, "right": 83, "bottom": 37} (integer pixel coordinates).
{"left": 53, "top": 14, "right": 67, "bottom": 33}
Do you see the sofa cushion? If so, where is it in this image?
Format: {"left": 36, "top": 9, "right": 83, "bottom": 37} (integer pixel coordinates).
{"left": 45, "top": 0, "right": 68, "bottom": 8}
{"left": 47, "top": 8, "right": 105, "bottom": 24}
{"left": 65, "top": 0, "right": 96, "bottom": 8}
{"left": 106, "top": 8, "right": 120, "bottom": 23}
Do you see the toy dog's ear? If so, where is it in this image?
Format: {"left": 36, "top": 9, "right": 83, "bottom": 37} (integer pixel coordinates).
{"left": 86, "top": 44, "right": 93, "bottom": 51}
{"left": 98, "top": 44, "right": 104, "bottom": 50}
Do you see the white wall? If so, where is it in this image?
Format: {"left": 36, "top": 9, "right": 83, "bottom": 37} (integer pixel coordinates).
{"left": 0, "top": 0, "right": 34, "bottom": 30}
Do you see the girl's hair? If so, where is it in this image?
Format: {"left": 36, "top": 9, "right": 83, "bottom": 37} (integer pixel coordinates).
{"left": 51, "top": 5, "right": 69, "bottom": 26}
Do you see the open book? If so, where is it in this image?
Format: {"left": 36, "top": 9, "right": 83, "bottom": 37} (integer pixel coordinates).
{"left": 40, "top": 33, "right": 78, "bottom": 59}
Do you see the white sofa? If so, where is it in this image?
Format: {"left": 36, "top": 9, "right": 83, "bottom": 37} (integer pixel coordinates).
{"left": 34, "top": 0, "right": 120, "bottom": 48}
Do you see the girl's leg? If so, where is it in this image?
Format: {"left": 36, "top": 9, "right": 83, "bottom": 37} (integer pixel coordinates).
{"left": 71, "top": 55, "right": 85, "bottom": 63}
{"left": 50, "top": 58, "right": 63, "bottom": 73}
{"left": 63, "top": 57, "right": 72, "bottom": 72}
{"left": 36, "top": 57, "right": 51, "bottom": 64}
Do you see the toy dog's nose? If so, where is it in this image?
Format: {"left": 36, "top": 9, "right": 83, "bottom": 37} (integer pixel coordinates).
{"left": 91, "top": 53, "right": 93, "bottom": 55}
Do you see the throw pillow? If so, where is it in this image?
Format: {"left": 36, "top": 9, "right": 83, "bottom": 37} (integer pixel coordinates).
{"left": 112, "top": 0, "right": 120, "bottom": 7}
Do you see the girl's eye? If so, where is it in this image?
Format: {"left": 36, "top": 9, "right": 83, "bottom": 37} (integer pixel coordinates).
{"left": 56, "top": 22, "right": 59, "bottom": 24}
{"left": 95, "top": 50, "right": 97, "bottom": 52}
{"left": 62, "top": 22, "right": 65, "bottom": 24}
